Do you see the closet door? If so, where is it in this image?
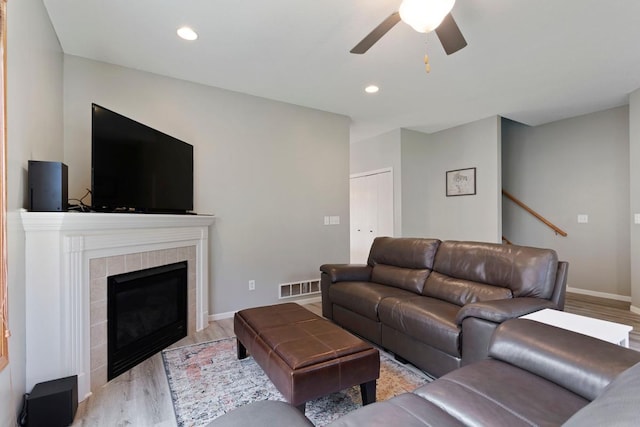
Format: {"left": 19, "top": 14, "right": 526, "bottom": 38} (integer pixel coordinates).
{"left": 350, "top": 170, "right": 393, "bottom": 263}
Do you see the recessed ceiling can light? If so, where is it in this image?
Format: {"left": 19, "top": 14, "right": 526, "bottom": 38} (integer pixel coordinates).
{"left": 177, "top": 26, "right": 198, "bottom": 41}
{"left": 365, "top": 85, "right": 379, "bottom": 94}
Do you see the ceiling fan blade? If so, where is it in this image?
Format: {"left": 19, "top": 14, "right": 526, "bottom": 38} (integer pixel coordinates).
{"left": 350, "top": 12, "right": 401, "bottom": 54}
{"left": 435, "top": 13, "right": 467, "bottom": 55}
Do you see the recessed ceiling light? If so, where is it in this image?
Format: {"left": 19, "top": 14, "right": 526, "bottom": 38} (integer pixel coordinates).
{"left": 177, "top": 26, "right": 198, "bottom": 41}
{"left": 365, "top": 85, "right": 379, "bottom": 94}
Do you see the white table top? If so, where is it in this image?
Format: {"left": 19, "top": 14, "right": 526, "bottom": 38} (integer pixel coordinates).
{"left": 520, "top": 309, "right": 632, "bottom": 345}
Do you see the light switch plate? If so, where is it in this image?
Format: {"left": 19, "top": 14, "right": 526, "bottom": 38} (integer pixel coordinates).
{"left": 634, "top": 214, "right": 640, "bottom": 225}
{"left": 577, "top": 214, "right": 588, "bottom": 224}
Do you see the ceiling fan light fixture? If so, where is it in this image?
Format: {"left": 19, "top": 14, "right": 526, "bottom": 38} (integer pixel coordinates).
{"left": 177, "top": 26, "right": 198, "bottom": 41}
{"left": 365, "top": 85, "right": 380, "bottom": 94}
{"left": 399, "top": 0, "right": 456, "bottom": 33}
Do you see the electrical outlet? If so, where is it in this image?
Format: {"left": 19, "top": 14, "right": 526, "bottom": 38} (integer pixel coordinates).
{"left": 249, "top": 280, "right": 255, "bottom": 291}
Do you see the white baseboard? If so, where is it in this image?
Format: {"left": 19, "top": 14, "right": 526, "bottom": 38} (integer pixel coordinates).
{"left": 207, "top": 296, "right": 322, "bottom": 322}
{"left": 631, "top": 305, "right": 640, "bottom": 315}
{"left": 566, "top": 286, "right": 631, "bottom": 302}
{"left": 287, "top": 295, "right": 322, "bottom": 305}
{"left": 209, "top": 310, "right": 235, "bottom": 321}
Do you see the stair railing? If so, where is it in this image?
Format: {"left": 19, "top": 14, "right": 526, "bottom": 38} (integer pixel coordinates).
{"left": 502, "top": 189, "right": 568, "bottom": 237}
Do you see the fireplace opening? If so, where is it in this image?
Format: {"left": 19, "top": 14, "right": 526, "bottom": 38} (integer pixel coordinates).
{"left": 107, "top": 261, "right": 187, "bottom": 380}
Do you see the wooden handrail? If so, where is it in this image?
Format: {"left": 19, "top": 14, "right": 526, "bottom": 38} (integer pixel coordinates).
{"left": 502, "top": 189, "right": 568, "bottom": 237}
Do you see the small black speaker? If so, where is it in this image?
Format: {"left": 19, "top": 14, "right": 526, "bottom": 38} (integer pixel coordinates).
{"left": 26, "top": 375, "right": 78, "bottom": 427}
{"left": 28, "top": 160, "right": 68, "bottom": 212}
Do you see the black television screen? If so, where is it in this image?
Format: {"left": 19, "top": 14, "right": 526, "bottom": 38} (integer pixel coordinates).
{"left": 91, "top": 104, "right": 194, "bottom": 214}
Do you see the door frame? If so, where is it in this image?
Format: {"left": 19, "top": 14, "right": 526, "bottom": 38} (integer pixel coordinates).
{"left": 349, "top": 167, "right": 394, "bottom": 263}
{"left": 350, "top": 167, "right": 393, "bottom": 180}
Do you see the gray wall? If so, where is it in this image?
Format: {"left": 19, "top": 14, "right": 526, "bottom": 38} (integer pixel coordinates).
{"left": 502, "top": 107, "right": 630, "bottom": 296}
{"left": 350, "top": 129, "right": 402, "bottom": 236}
{"left": 62, "top": 56, "right": 351, "bottom": 315}
{"left": 405, "top": 117, "right": 502, "bottom": 242}
{"left": 400, "top": 129, "right": 431, "bottom": 237}
{"left": 1, "top": 0, "right": 64, "bottom": 425}
{"left": 351, "top": 117, "right": 502, "bottom": 242}
{"left": 630, "top": 90, "right": 640, "bottom": 310}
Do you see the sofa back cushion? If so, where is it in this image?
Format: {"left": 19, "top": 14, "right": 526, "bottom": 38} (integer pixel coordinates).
{"left": 432, "top": 241, "right": 558, "bottom": 300}
{"left": 371, "top": 265, "right": 431, "bottom": 294}
{"left": 368, "top": 237, "right": 441, "bottom": 269}
{"left": 368, "top": 237, "right": 441, "bottom": 294}
{"left": 423, "top": 271, "right": 513, "bottom": 306}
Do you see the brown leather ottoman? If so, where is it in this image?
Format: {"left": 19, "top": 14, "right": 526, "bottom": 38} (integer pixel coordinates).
{"left": 234, "top": 303, "right": 380, "bottom": 413}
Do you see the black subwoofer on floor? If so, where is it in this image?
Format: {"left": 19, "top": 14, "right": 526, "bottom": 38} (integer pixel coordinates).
{"left": 28, "top": 160, "right": 68, "bottom": 212}
{"left": 26, "top": 375, "right": 78, "bottom": 427}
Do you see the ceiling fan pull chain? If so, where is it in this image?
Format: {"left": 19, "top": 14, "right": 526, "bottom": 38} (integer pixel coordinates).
{"left": 424, "top": 41, "right": 431, "bottom": 73}
{"left": 423, "top": 37, "right": 431, "bottom": 73}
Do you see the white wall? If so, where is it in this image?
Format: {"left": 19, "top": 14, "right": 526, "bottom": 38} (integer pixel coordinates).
{"left": 350, "top": 129, "right": 402, "bottom": 236}
{"left": 62, "top": 56, "right": 351, "bottom": 315}
{"left": 502, "top": 107, "right": 630, "bottom": 297}
{"left": 1, "top": 0, "right": 64, "bottom": 425}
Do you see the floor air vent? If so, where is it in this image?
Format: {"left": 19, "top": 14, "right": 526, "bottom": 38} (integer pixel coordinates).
{"left": 279, "top": 279, "right": 321, "bottom": 299}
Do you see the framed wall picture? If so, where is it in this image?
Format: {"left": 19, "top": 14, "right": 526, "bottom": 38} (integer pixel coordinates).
{"left": 446, "top": 167, "right": 476, "bottom": 196}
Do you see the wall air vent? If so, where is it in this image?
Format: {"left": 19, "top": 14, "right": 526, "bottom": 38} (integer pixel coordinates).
{"left": 279, "top": 279, "right": 321, "bottom": 299}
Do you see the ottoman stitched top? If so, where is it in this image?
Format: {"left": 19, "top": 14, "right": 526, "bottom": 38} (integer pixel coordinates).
{"left": 238, "top": 303, "right": 373, "bottom": 370}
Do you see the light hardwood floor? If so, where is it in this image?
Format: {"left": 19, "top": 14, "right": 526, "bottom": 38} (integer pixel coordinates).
{"left": 71, "top": 296, "right": 640, "bottom": 426}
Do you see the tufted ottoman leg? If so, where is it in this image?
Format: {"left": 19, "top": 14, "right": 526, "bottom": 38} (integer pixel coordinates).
{"left": 361, "top": 379, "right": 377, "bottom": 405}
{"left": 236, "top": 338, "right": 247, "bottom": 360}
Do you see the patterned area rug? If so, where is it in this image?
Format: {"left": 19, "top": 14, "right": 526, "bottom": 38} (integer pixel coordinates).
{"left": 162, "top": 337, "right": 432, "bottom": 427}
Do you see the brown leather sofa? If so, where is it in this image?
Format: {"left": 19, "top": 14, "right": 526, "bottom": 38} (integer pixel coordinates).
{"left": 207, "top": 319, "right": 640, "bottom": 427}
{"left": 320, "top": 237, "right": 568, "bottom": 377}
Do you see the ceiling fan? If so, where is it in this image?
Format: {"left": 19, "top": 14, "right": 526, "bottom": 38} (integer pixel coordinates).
{"left": 350, "top": 0, "right": 467, "bottom": 55}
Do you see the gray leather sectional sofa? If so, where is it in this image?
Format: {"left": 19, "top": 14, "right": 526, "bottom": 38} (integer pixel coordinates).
{"left": 320, "top": 237, "right": 568, "bottom": 377}
{"left": 209, "top": 319, "right": 640, "bottom": 426}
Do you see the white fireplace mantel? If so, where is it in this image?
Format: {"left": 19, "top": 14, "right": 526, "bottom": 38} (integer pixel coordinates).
{"left": 21, "top": 210, "right": 215, "bottom": 400}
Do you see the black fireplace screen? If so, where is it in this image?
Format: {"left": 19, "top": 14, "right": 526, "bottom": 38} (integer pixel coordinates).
{"left": 107, "top": 260, "right": 188, "bottom": 380}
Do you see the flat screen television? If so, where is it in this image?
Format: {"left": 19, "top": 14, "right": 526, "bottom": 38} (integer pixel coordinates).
{"left": 91, "top": 104, "right": 194, "bottom": 214}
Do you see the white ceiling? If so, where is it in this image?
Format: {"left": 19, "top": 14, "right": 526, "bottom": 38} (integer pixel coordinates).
{"left": 42, "top": 0, "right": 640, "bottom": 142}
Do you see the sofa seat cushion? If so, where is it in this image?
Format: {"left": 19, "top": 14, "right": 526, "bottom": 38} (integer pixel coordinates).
{"left": 378, "top": 296, "right": 461, "bottom": 356}
{"left": 329, "top": 282, "right": 416, "bottom": 322}
{"left": 414, "top": 359, "right": 589, "bottom": 426}
{"left": 327, "top": 392, "right": 465, "bottom": 427}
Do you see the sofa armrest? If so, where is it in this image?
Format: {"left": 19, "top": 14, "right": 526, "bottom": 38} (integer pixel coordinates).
{"left": 563, "top": 361, "right": 640, "bottom": 427}
{"left": 320, "top": 264, "right": 372, "bottom": 319}
{"left": 490, "top": 319, "right": 640, "bottom": 401}
{"left": 456, "top": 297, "right": 556, "bottom": 325}
{"left": 319, "top": 264, "right": 372, "bottom": 283}
{"left": 550, "top": 261, "right": 569, "bottom": 310}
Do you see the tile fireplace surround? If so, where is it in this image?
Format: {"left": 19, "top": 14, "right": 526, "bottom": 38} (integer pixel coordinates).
{"left": 21, "top": 211, "right": 215, "bottom": 401}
